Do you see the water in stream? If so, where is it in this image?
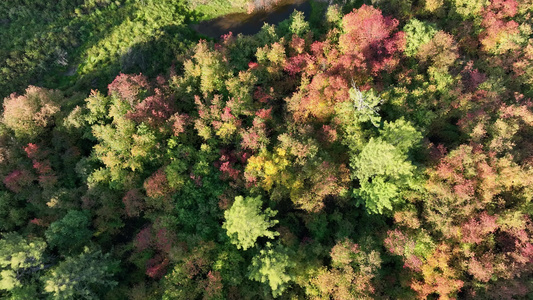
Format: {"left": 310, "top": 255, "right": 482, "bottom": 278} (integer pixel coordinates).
{"left": 193, "top": 0, "right": 312, "bottom": 39}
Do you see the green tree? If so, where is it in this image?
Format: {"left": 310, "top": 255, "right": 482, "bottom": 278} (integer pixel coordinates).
{"left": 380, "top": 118, "right": 423, "bottom": 153}
{"left": 42, "top": 248, "right": 117, "bottom": 300}
{"left": 403, "top": 18, "right": 437, "bottom": 57}
{"left": 0, "top": 192, "right": 28, "bottom": 231}
{"left": 0, "top": 233, "right": 46, "bottom": 292}
{"left": 351, "top": 138, "right": 415, "bottom": 214}
{"left": 248, "top": 242, "right": 295, "bottom": 298}
{"left": 289, "top": 11, "right": 311, "bottom": 37}
{"left": 45, "top": 210, "right": 92, "bottom": 253}
{"left": 349, "top": 87, "right": 383, "bottom": 128}
{"left": 351, "top": 119, "right": 422, "bottom": 214}
{"left": 222, "top": 196, "right": 279, "bottom": 250}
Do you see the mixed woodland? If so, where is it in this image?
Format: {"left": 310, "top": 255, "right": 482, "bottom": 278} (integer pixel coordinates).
{"left": 1, "top": 0, "right": 533, "bottom": 299}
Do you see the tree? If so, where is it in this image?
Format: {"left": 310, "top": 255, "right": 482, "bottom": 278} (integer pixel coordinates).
{"left": 183, "top": 41, "right": 229, "bottom": 95}
{"left": 2, "top": 86, "right": 63, "bottom": 140}
{"left": 42, "top": 248, "right": 117, "bottom": 300}
{"left": 416, "top": 31, "right": 459, "bottom": 70}
{"left": 350, "top": 119, "right": 421, "bottom": 214}
{"left": 450, "top": 0, "right": 485, "bottom": 20}
{"left": 0, "top": 233, "right": 47, "bottom": 292}
{"left": 248, "top": 242, "right": 295, "bottom": 298}
{"left": 310, "top": 238, "right": 382, "bottom": 299}
{"left": 222, "top": 196, "right": 279, "bottom": 250}
{"left": 339, "top": 5, "right": 405, "bottom": 74}
{"left": 479, "top": 0, "right": 523, "bottom": 54}
{"left": 88, "top": 86, "right": 162, "bottom": 182}
{"left": 288, "top": 11, "right": 310, "bottom": 37}
{"left": 161, "top": 241, "right": 225, "bottom": 300}
{"left": 348, "top": 87, "right": 383, "bottom": 128}
{"left": 0, "top": 192, "right": 28, "bottom": 231}
{"left": 45, "top": 210, "right": 92, "bottom": 253}
{"left": 351, "top": 138, "right": 414, "bottom": 214}
{"left": 403, "top": 18, "right": 437, "bottom": 57}
{"left": 409, "top": 244, "right": 464, "bottom": 299}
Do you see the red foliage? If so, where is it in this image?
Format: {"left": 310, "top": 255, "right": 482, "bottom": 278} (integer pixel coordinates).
{"left": 220, "top": 107, "right": 234, "bottom": 122}
{"left": 296, "top": 73, "right": 350, "bottom": 121}
{"left": 24, "top": 143, "right": 40, "bottom": 159}
{"left": 314, "top": 238, "right": 380, "bottom": 298}
{"left": 404, "top": 254, "right": 424, "bottom": 272}
{"left": 248, "top": 61, "right": 259, "bottom": 70}
{"left": 135, "top": 224, "right": 176, "bottom": 279}
{"left": 479, "top": 0, "right": 520, "bottom": 53}
{"left": 3, "top": 169, "right": 34, "bottom": 193}
{"left": 184, "top": 255, "right": 208, "bottom": 279}
{"left": 299, "top": 161, "right": 350, "bottom": 212}
{"left": 253, "top": 86, "right": 273, "bottom": 103}
{"left": 255, "top": 107, "right": 272, "bottom": 120}
{"left": 284, "top": 54, "right": 310, "bottom": 76}
{"left": 339, "top": 5, "right": 405, "bottom": 74}
{"left": 29, "top": 218, "right": 45, "bottom": 226}
{"left": 468, "top": 256, "right": 494, "bottom": 282}
{"left": 204, "top": 271, "right": 223, "bottom": 299}
{"left": 425, "top": 144, "right": 505, "bottom": 235}
{"left": 417, "top": 31, "right": 459, "bottom": 69}
{"left": 216, "top": 150, "right": 242, "bottom": 181}
{"left": 289, "top": 35, "right": 306, "bottom": 55}
{"left": 410, "top": 244, "right": 464, "bottom": 299}
{"left": 461, "top": 212, "right": 498, "bottom": 244}
{"left": 107, "top": 73, "right": 150, "bottom": 105}
{"left": 38, "top": 174, "right": 57, "bottom": 189}
{"left": 134, "top": 226, "right": 152, "bottom": 252}
{"left": 146, "top": 254, "right": 170, "bottom": 279}
{"left": 330, "top": 239, "right": 359, "bottom": 265}
{"left": 240, "top": 117, "right": 268, "bottom": 150}
{"left": 170, "top": 113, "right": 190, "bottom": 136}
{"left": 33, "top": 160, "right": 52, "bottom": 175}
{"left": 321, "top": 125, "right": 338, "bottom": 143}
{"left": 143, "top": 169, "right": 172, "bottom": 199}
{"left": 487, "top": 280, "right": 529, "bottom": 300}
{"left": 127, "top": 89, "right": 176, "bottom": 127}
{"left": 384, "top": 229, "right": 416, "bottom": 257}
{"left": 461, "top": 61, "right": 487, "bottom": 92}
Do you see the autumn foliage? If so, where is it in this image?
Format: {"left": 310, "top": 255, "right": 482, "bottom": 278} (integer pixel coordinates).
{"left": 1, "top": 1, "right": 532, "bottom": 299}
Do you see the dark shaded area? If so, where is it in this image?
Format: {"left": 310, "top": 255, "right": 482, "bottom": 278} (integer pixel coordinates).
{"left": 193, "top": 0, "right": 312, "bottom": 39}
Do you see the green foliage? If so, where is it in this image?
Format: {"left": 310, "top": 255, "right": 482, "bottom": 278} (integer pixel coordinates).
{"left": 87, "top": 89, "right": 163, "bottom": 184}
{"left": 223, "top": 196, "right": 279, "bottom": 250}
{"left": 451, "top": 0, "right": 486, "bottom": 20}
{"left": 184, "top": 41, "right": 230, "bottom": 95}
{"left": 279, "top": 10, "right": 311, "bottom": 37}
{"left": 0, "top": 0, "right": 194, "bottom": 99}
{"left": 42, "top": 248, "right": 117, "bottom": 299}
{"left": 45, "top": 210, "right": 92, "bottom": 253}
{"left": 0, "top": 192, "right": 28, "bottom": 231}
{"left": 335, "top": 87, "right": 385, "bottom": 154}
{"left": 248, "top": 242, "right": 295, "bottom": 298}
{"left": 351, "top": 136, "right": 417, "bottom": 214}
{"left": 380, "top": 118, "right": 423, "bottom": 154}
{"left": 0, "top": 233, "right": 47, "bottom": 292}
{"left": 403, "top": 18, "right": 437, "bottom": 57}
{"left": 191, "top": 0, "right": 247, "bottom": 20}
{"left": 349, "top": 87, "right": 383, "bottom": 127}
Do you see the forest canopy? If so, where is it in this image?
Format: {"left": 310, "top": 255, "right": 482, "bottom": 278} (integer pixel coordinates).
{"left": 1, "top": 0, "right": 532, "bottom": 299}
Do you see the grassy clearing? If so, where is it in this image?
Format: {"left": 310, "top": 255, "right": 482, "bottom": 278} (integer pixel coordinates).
{"left": 0, "top": 0, "right": 196, "bottom": 98}
{"left": 188, "top": 0, "right": 248, "bottom": 21}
